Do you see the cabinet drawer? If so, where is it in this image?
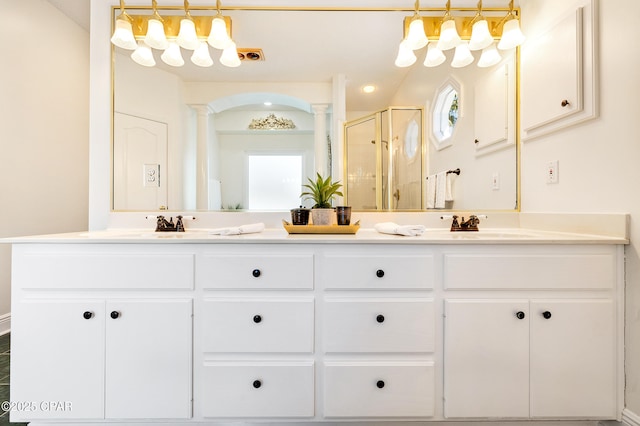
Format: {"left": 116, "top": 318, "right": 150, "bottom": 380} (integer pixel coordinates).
{"left": 443, "top": 250, "right": 616, "bottom": 290}
{"left": 202, "top": 298, "right": 314, "bottom": 353}
{"left": 199, "top": 253, "right": 313, "bottom": 289}
{"left": 324, "top": 298, "right": 434, "bottom": 353}
{"left": 321, "top": 254, "right": 434, "bottom": 289}
{"left": 14, "top": 247, "right": 194, "bottom": 289}
{"left": 202, "top": 362, "right": 314, "bottom": 418}
{"left": 324, "top": 362, "right": 434, "bottom": 418}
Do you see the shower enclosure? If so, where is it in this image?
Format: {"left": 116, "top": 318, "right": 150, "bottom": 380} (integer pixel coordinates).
{"left": 344, "top": 107, "right": 424, "bottom": 210}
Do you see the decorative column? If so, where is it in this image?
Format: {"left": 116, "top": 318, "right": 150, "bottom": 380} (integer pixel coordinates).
{"left": 312, "top": 104, "right": 329, "bottom": 177}
{"left": 192, "top": 105, "right": 212, "bottom": 210}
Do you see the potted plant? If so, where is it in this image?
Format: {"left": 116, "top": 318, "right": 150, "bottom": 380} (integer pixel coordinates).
{"left": 301, "top": 173, "right": 343, "bottom": 225}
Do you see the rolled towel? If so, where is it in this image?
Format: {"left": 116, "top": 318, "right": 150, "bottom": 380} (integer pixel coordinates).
{"left": 209, "top": 222, "right": 265, "bottom": 236}
{"left": 374, "top": 222, "right": 426, "bottom": 237}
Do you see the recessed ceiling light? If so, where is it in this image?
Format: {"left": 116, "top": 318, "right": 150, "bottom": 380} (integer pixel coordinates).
{"left": 362, "top": 85, "right": 376, "bottom": 94}
{"left": 264, "top": 101, "right": 272, "bottom": 106}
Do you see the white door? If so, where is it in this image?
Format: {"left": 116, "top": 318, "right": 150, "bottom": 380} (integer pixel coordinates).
{"left": 105, "top": 299, "right": 192, "bottom": 419}
{"left": 444, "top": 299, "right": 530, "bottom": 418}
{"left": 10, "top": 300, "right": 105, "bottom": 421}
{"left": 113, "top": 112, "right": 168, "bottom": 210}
{"left": 530, "top": 299, "right": 616, "bottom": 418}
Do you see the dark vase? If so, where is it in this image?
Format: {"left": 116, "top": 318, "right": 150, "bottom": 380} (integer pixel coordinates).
{"left": 290, "top": 207, "right": 310, "bottom": 225}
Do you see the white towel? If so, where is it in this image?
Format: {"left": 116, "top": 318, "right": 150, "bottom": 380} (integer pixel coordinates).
{"left": 374, "top": 222, "right": 426, "bottom": 237}
{"left": 435, "top": 171, "right": 447, "bottom": 208}
{"left": 209, "top": 223, "right": 265, "bottom": 236}
{"left": 426, "top": 174, "right": 437, "bottom": 209}
{"left": 445, "top": 173, "right": 454, "bottom": 202}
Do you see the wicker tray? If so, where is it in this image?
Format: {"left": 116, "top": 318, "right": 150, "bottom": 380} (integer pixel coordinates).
{"left": 282, "top": 220, "right": 360, "bottom": 234}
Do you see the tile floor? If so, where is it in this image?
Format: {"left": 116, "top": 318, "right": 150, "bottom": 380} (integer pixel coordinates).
{"left": 0, "top": 333, "right": 28, "bottom": 426}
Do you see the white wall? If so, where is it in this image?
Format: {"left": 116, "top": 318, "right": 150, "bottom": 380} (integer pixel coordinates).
{"left": 0, "top": 0, "right": 89, "bottom": 332}
{"left": 519, "top": 0, "right": 640, "bottom": 415}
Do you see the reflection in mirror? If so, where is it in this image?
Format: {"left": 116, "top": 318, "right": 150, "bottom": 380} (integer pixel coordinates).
{"left": 111, "top": 6, "right": 519, "bottom": 213}
{"left": 345, "top": 107, "right": 424, "bottom": 211}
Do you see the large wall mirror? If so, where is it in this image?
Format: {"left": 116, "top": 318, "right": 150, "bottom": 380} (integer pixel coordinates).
{"left": 112, "top": 3, "right": 519, "bottom": 212}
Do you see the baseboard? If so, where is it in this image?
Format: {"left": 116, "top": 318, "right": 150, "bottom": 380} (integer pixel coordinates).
{"left": 0, "top": 313, "right": 10, "bottom": 336}
{"left": 623, "top": 409, "right": 640, "bottom": 426}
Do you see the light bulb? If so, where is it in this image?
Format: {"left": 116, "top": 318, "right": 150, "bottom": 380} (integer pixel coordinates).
{"left": 469, "top": 19, "right": 493, "bottom": 51}
{"left": 219, "top": 41, "right": 241, "bottom": 67}
{"left": 161, "top": 41, "right": 185, "bottom": 67}
{"left": 177, "top": 18, "right": 199, "bottom": 50}
{"left": 406, "top": 17, "right": 428, "bottom": 50}
{"left": 208, "top": 16, "right": 233, "bottom": 49}
{"left": 451, "top": 42, "right": 474, "bottom": 68}
{"left": 437, "top": 19, "right": 461, "bottom": 51}
{"left": 394, "top": 39, "right": 417, "bottom": 68}
{"left": 477, "top": 43, "right": 501, "bottom": 67}
{"left": 191, "top": 41, "right": 214, "bottom": 67}
{"left": 131, "top": 41, "right": 156, "bottom": 67}
{"left": 423, "top": 44, "right": 446, "bottom": 67}
{"left": 111, "top": 18, "right": 137, "bottom": 50}
{"left": 144, "top": 19, "right": 168, "bottom": 50}
{"left": 498, "top": 18, "right": 525, "bottom": 50}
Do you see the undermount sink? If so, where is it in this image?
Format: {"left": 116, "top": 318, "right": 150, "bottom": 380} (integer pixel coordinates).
{"left": 425, "top": 229, "right": 542, "bottom": 239}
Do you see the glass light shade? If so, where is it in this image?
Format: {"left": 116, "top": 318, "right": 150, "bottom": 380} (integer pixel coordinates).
{"left": 161, "top": 41, "right": 185, "bottom": 67}
{"left": 451, "top": 42, "right": 474, "bottom": 68}
{"left": 406, "top": 17, "right": 428, "bottom": 50}
{"left": 220, "top": 41, "right": 241, "bottom": 67}
{"left": 191, "top": 41, "right": 214, "bottom": 67}
{"left": 111, "top": 18, "right": 137, "bottom": 50}
{"left": 177, "top": 18, "right": 199, "bottom": 50}
{"left": 477, "top": 43, "right": 501, "bottom": 67}
{"left": 394, "top": 39, "right": 417, "bottom": 68}
{"left": 144, "top": 19, "right": 168, "bottom": 50}
{"left": 468, "top": 19, "right": 494, "bottom": 51}
{"left": 436, "top": 19, "right": 461, "bottom": 51}
{"left": 498, "top": 18, "right": 525, "bottom": 50}
{"left": 208, "top": 16, "right": 233, "bottom": 49}
{"left": 131, "top": 41, "right": 156, "bottom": 67}
{"left": 423, "top": 44, "right": 446, "bottom": 67}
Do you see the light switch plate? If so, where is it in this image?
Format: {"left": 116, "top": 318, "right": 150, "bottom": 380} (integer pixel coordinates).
{"left": 546, "top": 160, "right": 559, "bottom": 184}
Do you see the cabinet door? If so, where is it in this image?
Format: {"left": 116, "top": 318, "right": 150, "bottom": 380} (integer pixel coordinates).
{"left": 530, "top": 299, "right": 616, "bottom": 418}
{"left": 105, "top": 299, "right": 192, "bottom": 419}
{"left": 444, "top": 299, "right": 529, "bottom": 418}
{"left": 10, "top": 300, "right": 105, "bottom": 421}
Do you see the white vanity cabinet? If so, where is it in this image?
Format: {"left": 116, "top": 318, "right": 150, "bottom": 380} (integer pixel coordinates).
{"left": 8, "top": 235, "right": 624, "bottom": 424}
{"left": 442, "top": 245, "right": 619, "bottom": 420}
{"left": 197, "top": 248, "right": 316, "bottom": 419}
{"left": 319, "top": 248, "right": 437, "bottom": 419}
{"left": 10, "top": 244, "right": 194, "bottom": 422}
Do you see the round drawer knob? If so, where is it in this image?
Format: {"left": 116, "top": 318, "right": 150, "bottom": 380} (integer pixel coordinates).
{"left": 110, "top": 311, "right": 120, "bottom": 319}
{"left": 253, "top": 380, "right": 262, "bottom": 389}
{"left": 376, "top": 380, "right": 385, "bottom": 389}
{"left": 253, "top": 315, "right": 262, "bottom": 324}
{"left": 252, "top": 269, "right": 261, "bottom": 278}
{"left": 83, "top": 311, "right": 93, "bottom": 320}
{"left": 542, "top": 311, "right": 552, "bottom": 319}
{"left": 376, "top": 314, "right": 385, "bottom": 323}
{"left": 561, "top": 99, "right": 570, "bottom": 107}
{"left": 515, "top": 311, "right": 525, "bottom": 320}
{"left": 376, "top": 269, "right": 385, "bottom": 278}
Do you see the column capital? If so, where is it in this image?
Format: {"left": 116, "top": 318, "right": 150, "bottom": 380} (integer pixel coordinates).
{"left": 190, "top": 104, "right": 213, "bottom": 116}
{"left": 311, "top": 104, "right": 330, "bottom": 115}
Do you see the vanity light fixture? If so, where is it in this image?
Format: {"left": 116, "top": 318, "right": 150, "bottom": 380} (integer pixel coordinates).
{"left": 396, "top": 0, "right": 524, "bottom": 69}
{"left": 405, "top": 0, "right": 429, "bottom": 50}
{"left": 110, "top": 0, "right": 242, "bottom": 69}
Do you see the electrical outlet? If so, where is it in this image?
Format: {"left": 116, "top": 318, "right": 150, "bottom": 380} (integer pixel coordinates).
{"left": 546, "top": 160, "right": 559, "bottom": 184}
{"left": 492, "top": 172, "right": 500, "bottom": 190}
{"left": 143, "top": 164, "right": 160, "bottom": 187}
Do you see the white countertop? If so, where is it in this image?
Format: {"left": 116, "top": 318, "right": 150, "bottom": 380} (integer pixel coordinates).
{"left": 3, "top": 227, "right": 629, "bottom": 245}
